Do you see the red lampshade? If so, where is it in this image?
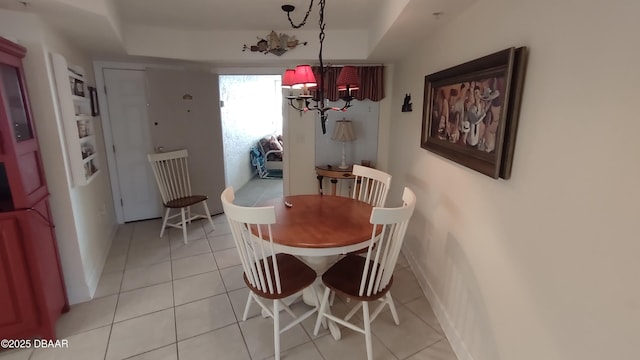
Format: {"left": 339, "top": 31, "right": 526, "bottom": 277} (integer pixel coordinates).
{"left": 337, "top": 66, "right": 360, "bottom": 91}
{"left": 282, "top": 69, "right": 296, "bottom": 88}
{"left": 292, "top": 65, "right": 317, "bottom": 89}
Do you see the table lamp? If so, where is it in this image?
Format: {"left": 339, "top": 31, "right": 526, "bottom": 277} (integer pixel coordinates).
{"left": 332, "top": 119, "right": 356, "bottom": 169}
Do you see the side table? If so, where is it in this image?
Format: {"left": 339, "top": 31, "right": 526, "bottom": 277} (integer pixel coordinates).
{"left": 315, "top": 165, "right": 359, "bottom": 196}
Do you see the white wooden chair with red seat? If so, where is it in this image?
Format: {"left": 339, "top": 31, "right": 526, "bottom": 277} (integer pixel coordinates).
{"left": 147, "top": 149, "right": 216, "bottom": 244}
{"left": 221, "top": 187, "right": 319, "bottom": 360}
{"left": 314, "top": 187, "right": 417, "bottom": 360}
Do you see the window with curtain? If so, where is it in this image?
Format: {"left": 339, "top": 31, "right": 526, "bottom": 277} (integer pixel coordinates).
{"left": 311, "top": 66, "right": 385, "bottom": 102}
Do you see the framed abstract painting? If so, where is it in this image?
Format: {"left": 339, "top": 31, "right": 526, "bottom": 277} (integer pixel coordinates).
{"left": 421, "top": 47, "right": 527, "bottom": 179}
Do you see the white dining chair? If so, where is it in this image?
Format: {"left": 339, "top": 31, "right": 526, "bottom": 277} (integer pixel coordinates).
{"left": 148, "top": 149, "right": 215, "bottom": 244}
{"left": 314, "top": 187, "right": 416, "bottom": 360}
{"left": 351, "top": 165, "right": 392, "bottom": 207}
{"left": 221, "top": 187, "right": 319, "bottom": 360}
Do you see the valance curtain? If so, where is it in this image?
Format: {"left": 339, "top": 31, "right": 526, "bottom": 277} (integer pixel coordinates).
{"left": 311, "top": 66, "right": 385, "bottom": 102}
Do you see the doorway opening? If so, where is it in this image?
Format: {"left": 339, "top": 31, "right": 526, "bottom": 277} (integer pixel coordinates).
{"left": 219, "top": 75, "right": 283, "bottom": 198}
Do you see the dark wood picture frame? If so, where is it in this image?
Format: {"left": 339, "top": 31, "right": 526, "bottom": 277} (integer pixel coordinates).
{"left": 420, "top": 47, "right": 527, "bottom": 179}
{"left": 88, "top": 86, "right": 99, "bottom": 116}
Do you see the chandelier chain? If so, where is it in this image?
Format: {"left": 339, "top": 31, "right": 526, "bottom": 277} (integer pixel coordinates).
{"left": 283, "top": 0, "right": 352, "bottom": 134}
{"left": 317, "top": 0, "right": 326, "bottom": 106}
{"left": 285, "top": 0, "right": 314, "bottom": 29}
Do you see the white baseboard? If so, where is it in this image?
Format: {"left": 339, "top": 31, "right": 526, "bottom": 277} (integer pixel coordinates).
{"left": 66, "top": 283, "right": 91, "bottom": 305}
{"left": 402, "top": 248, "right": 475, "bottom": 360}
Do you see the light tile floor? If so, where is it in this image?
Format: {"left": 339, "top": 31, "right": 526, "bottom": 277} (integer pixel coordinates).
{"left": 231, "top": 177, "right": 285, "bottom": 207}
{"left": 0, "top": 177, "right": 458, "bottom": 360}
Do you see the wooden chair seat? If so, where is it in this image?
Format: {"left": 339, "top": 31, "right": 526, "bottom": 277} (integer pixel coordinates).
{"left": 244, "top": 253, "right": 316, "bottom": 300}
{"left": 165, "top": 195, "right": 208, "bottom": 208}
{"left": 322, "top": 255, "right": 393, "bottom": 302}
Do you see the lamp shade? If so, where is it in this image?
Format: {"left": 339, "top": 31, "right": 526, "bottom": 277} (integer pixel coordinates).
{"left": 331, "top": 120, "right": 356, "bottom": 142}
{"left": 282, "top": 69, "right": 296, "bottom": 88}
{"left": 292, "top": 65, "right": 317, "bottom": 89}
{"left": 337, "top": 66, "right": 360, "bottom": 91}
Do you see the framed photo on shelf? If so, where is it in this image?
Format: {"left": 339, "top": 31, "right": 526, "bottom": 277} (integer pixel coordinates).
{"left": 88, "top": 86, "right": 100, "bottom": 116}
{"left": 72, "top": 78, "right": 85, "bottom": 97}
{"left": 420, "top": 47, "right": 527, "bottom": 179}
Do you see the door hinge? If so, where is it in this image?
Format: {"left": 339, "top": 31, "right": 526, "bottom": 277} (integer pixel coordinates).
{"left": 104, "top": 85, "right": 107, "bottom": 95}
{"left": 112, "top": 145, "right": 116, "bottom": 153}
{"left": 120, "top": 198, "right": 123, "bottom": 206}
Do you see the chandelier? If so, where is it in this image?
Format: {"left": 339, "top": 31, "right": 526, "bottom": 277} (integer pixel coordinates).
{"left": 281, "top": 0, "right": 361, "bottom": 134}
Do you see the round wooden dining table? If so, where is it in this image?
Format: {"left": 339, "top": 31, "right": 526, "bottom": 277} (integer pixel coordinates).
{"left": 257, "top": 194, "right": 377, "bottom": 256}
{"left": 255, "top": 194, "right": 378, "bottom": 340}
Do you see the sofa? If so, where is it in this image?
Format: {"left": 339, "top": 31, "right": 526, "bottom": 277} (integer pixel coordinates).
{"left": 257, "top": 134, "right": 283, "bottom": 170}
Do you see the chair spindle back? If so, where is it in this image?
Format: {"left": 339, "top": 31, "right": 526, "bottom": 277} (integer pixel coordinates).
{"left": 351, "top": 165, "right": 392, "bottom": 207}
{"left": 221, "top": 187, "right": 282, "bottom": 295}
{"left": 359, "top": 187, "right": 416, "bottom": 297}
{"left": 148, "top": 149, "right": 193, "bottom": 204}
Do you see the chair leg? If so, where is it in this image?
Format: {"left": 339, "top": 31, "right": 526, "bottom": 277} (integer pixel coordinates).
{"left": 314, "top": 286, "right": 331, "bottom": 336}
{"left": 329, "top": 290, "right": 335, "bottom": 306}
{"left": 242, "top": 292, "right": 253, "bottom": 321}
{"left": 386, "top": 292, "right": 400, "bottom": 325}
{"left": 180, "top": 207, "right": 188, "bottom": 244}
{"left": 201, "top": 200, "right": 216, "bottom": 233}
{"left": 273, "top": 299, "right": 280, "bottom": 360}
{"left": 160, "top": 208, "right": 170, "bottom": 238}
{"left": 362, "top": 301, "right": 373, "bottom": 360}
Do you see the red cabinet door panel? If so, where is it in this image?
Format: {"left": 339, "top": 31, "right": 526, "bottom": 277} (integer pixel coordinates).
{"left": 0, "top": 217, "right": 38, "bottom": 337}
{"left": 19, "top": 199, "right": 66, "bottom": 331}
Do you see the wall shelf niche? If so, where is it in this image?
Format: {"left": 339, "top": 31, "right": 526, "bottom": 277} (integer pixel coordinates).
{"left": 50, "top": 53, "right": 100, "bottom": 186}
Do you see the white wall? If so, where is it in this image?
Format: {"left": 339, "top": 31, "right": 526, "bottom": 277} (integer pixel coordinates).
{"left": 385, "top": 0, "right": 640, "bottom": 359}
{"left": 283, "top": 107, "right": 317, "bottom": 196}
{"left": 143, "top": 69, "right": 226, "bottom": 214}
{"left": 0, "top": 9, "right": 117, "bottom": 304}
{"left": 313, "top": 100, "right": 380, "bottom": 196}
{"left": 46, "top": 29, "right": 117, "bottom": 304}
{"left": 220, "top": 75, "right": 282, "bottom": 191}
{"left": 44, "top": 30, "right": 117, "bottom": 304}
{"left": 376, "top": 64, "right": 393, "bottom": 172}
{"left": 314, "top": 100, "right": 379, "bottom": 168}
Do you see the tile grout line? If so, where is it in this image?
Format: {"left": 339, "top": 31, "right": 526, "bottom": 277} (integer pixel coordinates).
{"left": 168, "top": 223, "right": 179, "bottom": 360}
{"left": 210, "top": 213, "right": 255, "bottom": 360}
{"left": 401, "top": 299, "right": 446, "bottom": 336}
{"left": 103, "top": 224, "right": 135, "bottom": 360}
{"left": 400, "top": 339, "right": 448, "bottom": 360}
{"left": 106, "top": 223, "right": 175, "bottom": 359}
{"left": 206, "top": 217, "right": 246, "bottom": 339}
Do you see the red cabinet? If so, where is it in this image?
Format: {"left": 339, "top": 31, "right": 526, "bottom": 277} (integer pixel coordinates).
{"left": 0, "top": 36, "right": 68, "bottom": 340}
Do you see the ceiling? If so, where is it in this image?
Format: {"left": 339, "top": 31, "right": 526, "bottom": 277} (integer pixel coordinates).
{"left": 114, "top": 0, "right": 375, "bottom": 31}
{"left": 0, "top": 0, "right": 475, "bottom": 66}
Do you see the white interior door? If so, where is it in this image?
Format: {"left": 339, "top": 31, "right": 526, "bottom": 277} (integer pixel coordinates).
{"left": 104, "top": 69, "right": 162, "bottom": 221}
